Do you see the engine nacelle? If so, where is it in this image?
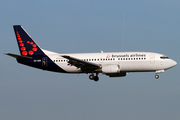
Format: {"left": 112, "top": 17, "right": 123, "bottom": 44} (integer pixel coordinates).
{"left": 102, "top": 64, "right": 120, "bottom": 74}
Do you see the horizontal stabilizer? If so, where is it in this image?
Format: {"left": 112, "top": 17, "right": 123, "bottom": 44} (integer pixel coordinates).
{"left": 4, "top": 53, "right": 32, "bottom": 59}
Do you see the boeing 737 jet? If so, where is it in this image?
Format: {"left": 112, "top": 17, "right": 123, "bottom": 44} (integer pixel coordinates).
{"left": 5, "top": 25, "right": 177, "bottom": 81}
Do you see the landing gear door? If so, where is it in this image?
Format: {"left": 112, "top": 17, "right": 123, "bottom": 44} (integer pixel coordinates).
{"left": 42, "top": 57, "right": 48, "bottom": 67}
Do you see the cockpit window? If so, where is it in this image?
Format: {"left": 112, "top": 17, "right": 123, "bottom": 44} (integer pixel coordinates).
{"left": 160, "top": 56, "right": 169, "bottom": 59}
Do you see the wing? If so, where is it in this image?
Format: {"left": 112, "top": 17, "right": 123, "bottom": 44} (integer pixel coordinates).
{"left": 61, "top": 55, "right": 100, "bottom": 72}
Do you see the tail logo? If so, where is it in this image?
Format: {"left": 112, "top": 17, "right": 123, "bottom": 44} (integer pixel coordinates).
{"left": 16, "top": 31, "right": 37, "bottom": 56}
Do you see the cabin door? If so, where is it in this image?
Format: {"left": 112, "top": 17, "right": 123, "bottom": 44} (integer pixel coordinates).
{"left": 150, "top": 54, "right": 155, "bottom": 64}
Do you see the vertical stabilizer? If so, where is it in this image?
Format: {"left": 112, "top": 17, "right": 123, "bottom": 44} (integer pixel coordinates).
{"left": 13, "top": 25, "right": 45, "bottom": 56}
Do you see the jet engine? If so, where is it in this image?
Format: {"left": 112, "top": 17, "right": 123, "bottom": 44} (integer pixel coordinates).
{"left": 102, "top": 64, "right": 120, "bottom": 74}
{"left": 102, "top": 64, "right": 126, "bottom": 77}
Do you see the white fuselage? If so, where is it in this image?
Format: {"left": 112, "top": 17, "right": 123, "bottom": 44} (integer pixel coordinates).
{"left": 44, "top": 51, "right": 177, "bottom": 73}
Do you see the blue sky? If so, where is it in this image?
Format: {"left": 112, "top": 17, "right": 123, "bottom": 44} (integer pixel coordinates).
{"left": 0, "top": 0, "right": 180, "bottom": 120}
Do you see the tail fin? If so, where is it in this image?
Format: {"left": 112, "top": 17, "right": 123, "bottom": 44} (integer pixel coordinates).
{"left": 13, "top": 25, "right": 45, "bottom": 56}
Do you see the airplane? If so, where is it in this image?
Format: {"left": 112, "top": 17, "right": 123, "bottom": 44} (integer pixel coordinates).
{"left": 5, "top": 25, "right": 177, "bottom": 81}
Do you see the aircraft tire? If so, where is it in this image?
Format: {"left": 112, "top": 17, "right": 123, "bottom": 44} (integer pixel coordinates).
{"left": 155, "top": 75, "right": 159, "bottom": 79}
{"left": 89, "top": 75, "right": 94, "bottom": 80}
{"left": 94, "top": 76, "right": 99, "bottom": 82}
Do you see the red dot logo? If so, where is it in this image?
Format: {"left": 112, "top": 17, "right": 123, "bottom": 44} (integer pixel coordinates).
{"left": 21, "top": 47, "right": 26, "bottom": 51}
{"left": 32, "top": 47, "right": 37, "bottom": 51}
{"left": 18, "top": 40, "right": 23, "bottom": 43}
{"left": 22, "top": 51, "right": 27, "bottom": 56}
{"left": 16, "top": 31, "right": 38, "bottom": 56}
{"left": 26, "top": 42, "right": 37, "bottom": 55}
{"left": 16, "top": 31, "right": 19, "bottom": 35}
{"left": 32, "top": 44, "right": 37, "bottom": 47}
{"left": 19, "top": 43, "right": 24, "bottom": 47}
{"left": 28, "top": 51, "right": 34, "bottom": 55}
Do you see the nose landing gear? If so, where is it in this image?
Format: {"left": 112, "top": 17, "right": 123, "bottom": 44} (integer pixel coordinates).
{"left": 155, "top": 70, "right": 165, "bottom": 79}
{"left": 155, "top": 74, "right": 159, "bottom": 79}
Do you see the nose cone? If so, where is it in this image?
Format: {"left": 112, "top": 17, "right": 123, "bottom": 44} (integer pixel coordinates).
{"left": 173, "top": 60, "right": 177, "bottom": 66}
{"left": 170, "top": 59, "right": 177, "bottom": 68}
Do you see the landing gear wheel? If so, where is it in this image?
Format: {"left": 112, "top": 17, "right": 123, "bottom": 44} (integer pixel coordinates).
{"left": 89, "top": 75, "right": 94, "bottom": 80}
{"left": 94, "top": 76, "right": 99, "bottom": 82}
{"left": 89, "top": 73, "right": 99, "bottom": 81}
{"left": 155, "top": 75, "right": 159, "bottom": 79}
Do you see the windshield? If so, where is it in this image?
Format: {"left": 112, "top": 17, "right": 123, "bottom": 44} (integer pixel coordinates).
{"left": 160, "top": 56, "right": 169, "bottom": 59}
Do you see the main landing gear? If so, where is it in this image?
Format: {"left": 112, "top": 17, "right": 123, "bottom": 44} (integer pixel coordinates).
{"left": 89, "top": 73, "right": 99, "bottom": 82}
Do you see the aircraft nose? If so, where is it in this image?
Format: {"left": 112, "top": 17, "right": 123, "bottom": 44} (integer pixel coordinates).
{"left": 171, "top": 59, "right": 177, "bottom": 67}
